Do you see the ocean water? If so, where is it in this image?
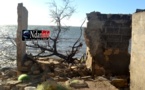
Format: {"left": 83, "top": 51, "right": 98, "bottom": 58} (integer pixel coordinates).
{"left": 0, "top": 25, "right": 86, "bottom": 67}
{"left": 0, "top": 25, "right": 131, "bottom": 68}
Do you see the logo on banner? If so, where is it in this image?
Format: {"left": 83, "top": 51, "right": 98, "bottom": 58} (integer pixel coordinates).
{"left": 22, "top": 30, "right": 50, "bottom": 41}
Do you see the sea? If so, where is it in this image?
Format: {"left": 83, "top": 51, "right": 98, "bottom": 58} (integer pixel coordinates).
{"left": 0, "top": 25, "right": 132, "bottom": 68}
{"left": 0, "top": 25, "right": 86, "bottom": 68}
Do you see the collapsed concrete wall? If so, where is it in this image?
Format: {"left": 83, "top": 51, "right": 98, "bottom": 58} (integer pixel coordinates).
{"left": 16, "top": 3, "right": 28, "bottom": 74}
{"left": 85, "top": 12, "right": 131, "bottom": 76}
{"left": 130, "top": 11, "right": 145, "bottom": 90}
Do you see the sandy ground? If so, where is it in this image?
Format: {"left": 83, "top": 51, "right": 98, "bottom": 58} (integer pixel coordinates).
{"left": 58, "top": 77, "right": 119, "bottom": 90}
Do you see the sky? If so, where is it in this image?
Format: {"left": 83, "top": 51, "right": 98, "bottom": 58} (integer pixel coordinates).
{"left": 0, "top": 0, "right": 145, "bottom": 26}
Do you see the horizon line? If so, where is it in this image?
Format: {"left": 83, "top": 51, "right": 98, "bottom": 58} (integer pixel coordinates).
{"left": 0, "top": 24, "right": 86, "bottom": 27}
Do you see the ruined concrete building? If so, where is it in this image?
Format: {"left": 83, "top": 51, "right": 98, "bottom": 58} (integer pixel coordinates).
{"left": 85, "top": 11, "right": 131, "bottom": 77}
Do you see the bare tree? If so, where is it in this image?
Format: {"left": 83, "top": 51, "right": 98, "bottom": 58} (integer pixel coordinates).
{"left": 26, "top": 0, "right": 85, "bottom": 63}
{"left": 0, "top": 32, "right": 16, "bottom": 61}
{"left": 0, "top": 29, "right": 17, "bottom": 68}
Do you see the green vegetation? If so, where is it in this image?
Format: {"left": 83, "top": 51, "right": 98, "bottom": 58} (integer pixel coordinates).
{"left": 37, "top": 81, "right": 71, "bottom": 90}
{"left": 18, "top": 74, "right": 30, "bottom": 82}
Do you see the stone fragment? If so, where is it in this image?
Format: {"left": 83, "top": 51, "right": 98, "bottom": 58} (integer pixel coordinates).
{"left": 37, "top": 80, "right": 58, "bottom": 90}
{"left": 65, "top": 79, "right": 88, "bottom": 88}
{"left": 30, "top": 63, "right": 39, "bottom": 71}
{"left": 24, "top": 60, "right": 33, "bottom": 66}
{"left": 21, "top": 66, "right": 29, "bottom": 72}
{"left": 41, "top": 64, "right": 52, "bottom": 72}
{"left": 4, "top": 70, "right": 17, "bottom": 78}
{"left": 70, "top": 66, "right": 77, "bottom": 69}
{"left": 33, "top": 70, "right": 40, "bottom": 75}
{"left": 111, "top": 78, "right": 128, "bottom": 88}
{"left": 94, "top": 65, "right": 105, "bottom": 76}
{"left": 47, "top": 73, "right": 55, "bottom": 77}
{"left": 24, "top": 86, "right": 36, "bottom": 90}
{"left": 54, "top": 67, "right": 63, "bottom": 75}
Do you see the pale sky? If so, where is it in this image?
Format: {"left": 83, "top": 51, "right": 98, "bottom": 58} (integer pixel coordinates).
{"left": 0, "top": 0, "right": 145, "bottom": 26}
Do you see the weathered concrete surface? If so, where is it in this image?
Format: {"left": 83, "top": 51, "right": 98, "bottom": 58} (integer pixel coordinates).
{"left": 136, "top": 9, "right": 145, "bottom": 13}
{"left": 16, "top": 3, "right": 28, "bottom": 74}
{"left": 130, "top": 12, "right": 145, "bottom": 90}
{"left": 85, "top": 12, "right": 131, "bottom": 77}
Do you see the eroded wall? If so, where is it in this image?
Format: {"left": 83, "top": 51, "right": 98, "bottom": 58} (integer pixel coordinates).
{"left": 85, "top": 12, "right": 131, "bottom": 76}
{"left": 130, "top": 12, "right": 145, "bottom": 90}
